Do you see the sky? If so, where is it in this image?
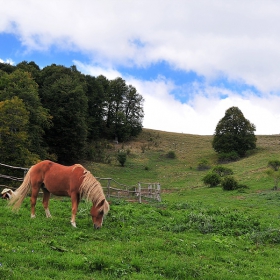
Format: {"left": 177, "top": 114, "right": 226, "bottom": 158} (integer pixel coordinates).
{"left": 1, "top": 0, "right": 280, "bottom": 135}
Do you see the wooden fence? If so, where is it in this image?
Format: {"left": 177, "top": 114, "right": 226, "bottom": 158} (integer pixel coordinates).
{"left": 0, "top": 163, "right": 161, "bottom": 203}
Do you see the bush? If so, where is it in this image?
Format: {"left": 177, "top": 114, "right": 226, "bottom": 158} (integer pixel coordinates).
{"left": 166, "top": 151, "right": 176, "bottom": 159}
{"left": 202, "top": 173, "right": 221, "bottom": 187}
{"left": 268, "top": 160, "right": 280, "bottom": 171}
{"left": 218, "top": 151, "right": 240, "bottom": 163}
{"left": 117, "top": 151, "right": 127, "bottom": 167}
{"left": 212, "top": 166, "right": 233, "bottom": 177}
{"left": 197, "top": 159, "right": 210, "bottom": 171}
{"left": 221, "top": 176, "right": 238, "bottom": 191}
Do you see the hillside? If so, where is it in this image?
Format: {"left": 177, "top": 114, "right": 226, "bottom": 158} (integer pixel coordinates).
{"left": 85, "top": 128, "right": 280, "bottom": 192}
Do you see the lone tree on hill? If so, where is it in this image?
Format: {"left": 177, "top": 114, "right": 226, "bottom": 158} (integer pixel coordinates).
{"left": 212, "top": 106, "right": 257, "bottom": 158}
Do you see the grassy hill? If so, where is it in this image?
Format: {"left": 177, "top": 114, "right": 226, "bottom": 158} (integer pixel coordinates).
{"left": 1, "top": 129, "right": 280, "bottom": 279}
{"left": 86, "top": 128, "right": 280, "bottom": 191}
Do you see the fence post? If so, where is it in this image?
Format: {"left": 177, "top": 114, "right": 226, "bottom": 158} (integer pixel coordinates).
{"left": 148, "top": 184, "right": 152, "bottom": 198}
{"left": 138, "top": 182, "right": 141, "bottom": 203}
{"left": 107, "top": 179, "right": 111, "bottom": 199}
{"left": 157, "top": 183, "right": 161, "bottom": 202}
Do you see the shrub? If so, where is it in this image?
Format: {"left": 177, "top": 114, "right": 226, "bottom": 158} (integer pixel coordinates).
{"left": 212, "top": 166, "right": 233, "bottom": 177}
{"left": 268, "top": 160, "right": 280, "bottom": 171}
{"left": 218, "top": 151, "right": 240, "bottom": 163}
{"left": 117, "top": 151, "right": 127, "bottom": 167}
{"left": 221, "top": 176, "right": 238, "bottom": 191}
{"left": 197, "top": 159, "right": 210, "bottom": 171}
{"left": 166, "top": 151, "right": 176, "bottom": 159}
{"left": 202, "top": 173, "right": 221, "bottom": 187}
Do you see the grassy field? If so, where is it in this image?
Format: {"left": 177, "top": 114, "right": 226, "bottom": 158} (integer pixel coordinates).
{"left": 1, "top": 129, "right": 280, "bottom": 279}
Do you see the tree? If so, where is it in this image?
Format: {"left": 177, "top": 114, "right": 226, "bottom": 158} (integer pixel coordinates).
{"left": 0, "top": 97, "right": 39, "bottom": 166}
{"left": 122, "top": 84, "right": 144, "bottom": 139}
{"left": 0, "top": 69, "right": 51, "bottom": 159}
{"left": 104, "top": 77, "right": 144, "bottom": 141}
{"left": 0, "top": 62, "right": 15, "bottom": 74}
{"left": 85, "top": 75, "right": 107, "bottom": 140}
{"left": 16, "top": 61, "right": 41, "bottom": 83}
{"left": 212, "top": 106, "right": 257, "bottom": 158}
{"left": 39, "top": 65, "right": 88, "bottom": 163}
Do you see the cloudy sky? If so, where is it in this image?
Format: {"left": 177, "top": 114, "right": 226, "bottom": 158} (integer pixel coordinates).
{"left": 1, "top": 0, "right": 280, "bottom": 135}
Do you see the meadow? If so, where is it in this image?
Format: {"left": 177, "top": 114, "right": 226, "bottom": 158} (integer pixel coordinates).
{"left": 1, "top": 129, "right": 280, "bottom": 279}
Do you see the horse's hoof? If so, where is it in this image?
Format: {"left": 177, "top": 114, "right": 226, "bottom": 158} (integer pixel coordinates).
{"left": 31, "top": 214, "right": 36, "bottom": 218}
{"left": 71, "top": 222, "right": 77, "bottom": 228}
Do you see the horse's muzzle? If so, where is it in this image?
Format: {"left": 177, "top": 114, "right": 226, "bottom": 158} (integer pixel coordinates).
{"left": 94, "top": 224, "right": 101, "bottom": 230}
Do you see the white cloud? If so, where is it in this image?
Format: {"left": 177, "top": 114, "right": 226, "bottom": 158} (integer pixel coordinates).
{"left": 129, "top": 77, "right": 280, "bottom": 135}
{"left": 1, "top": 0, "right": 280, "bottom": 91}
{"left": 73, "top": 60, "right": 121, "bottom": 80}
{"left": 0, "top": 58, "right": 14, "bottom": 65}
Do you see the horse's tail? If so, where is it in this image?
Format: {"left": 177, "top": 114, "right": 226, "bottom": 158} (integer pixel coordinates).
{"left": 9, "top": 166, "right": 33, "bottom": 211}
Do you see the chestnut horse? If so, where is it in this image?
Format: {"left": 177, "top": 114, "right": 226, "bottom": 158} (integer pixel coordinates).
{"left": 9, "top": 160, "right": 109, "bottom": 229}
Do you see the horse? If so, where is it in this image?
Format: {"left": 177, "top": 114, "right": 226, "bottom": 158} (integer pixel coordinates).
{"left": 8, "top": 160, "right": 110, "bottom": 229}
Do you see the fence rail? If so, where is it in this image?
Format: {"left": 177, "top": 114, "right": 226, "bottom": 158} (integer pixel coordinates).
{"left": 0, "top": 163, "right": 161, "bottom": 203}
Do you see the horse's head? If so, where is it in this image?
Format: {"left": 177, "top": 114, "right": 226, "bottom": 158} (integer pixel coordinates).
{"left": 90, "top": 199, "right": 110, "bottom": 229}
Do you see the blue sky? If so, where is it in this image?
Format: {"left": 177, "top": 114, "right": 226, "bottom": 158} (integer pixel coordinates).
{"left": 1, "top": 0, "right": 280, "bottom": 135}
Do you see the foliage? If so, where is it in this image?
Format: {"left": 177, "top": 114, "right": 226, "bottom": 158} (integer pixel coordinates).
{"left": 213, "top": 106, "right": 257, "bottom": 158}
{"left": 117, "top": 151, "right": 127, "bottom": 167}
{"left": 221, "top": 176, "right": 239, "bottom": 191}
{"left": 202, "top": 172, "right": 221, "bottom": 187}
{"left": 0, "top": 61, "right": 144, "bottom": 164}
{"left": 212, "top": 166, "right": 233, "bottom": 176}
{"left": 0, "top": 97, "right": 39, "bottom": 166}
{"left": 268, "top": 159, "right": 280, "bottom": 171}
{"left": 39, "top": 65, "right": 88, "bottom": 163}
{"left": 0, "top": 69, "right": 51, "bottom": 159}
{"left": 217, "top": 151, "right": 240, "bottom": 162}
{"left": 266, "top": 169, "right": 280, "bottom": 189}
{"left": 105, "top": 77, "right": 144, "bottom": 141}
{"left": 166, "top": 150, "right": 176, "bottom": 159}
{"left": 197, "top": 159, "right": 210, "bottom": 170}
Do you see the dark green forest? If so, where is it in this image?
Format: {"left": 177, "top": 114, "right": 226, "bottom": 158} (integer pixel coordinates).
{"left": 0, "top": 61, "right": 144, "bottom": 166}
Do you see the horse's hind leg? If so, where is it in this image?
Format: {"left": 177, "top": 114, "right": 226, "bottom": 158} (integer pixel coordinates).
{"left": 30, "top": 184, "right": 41, "bottom": 218}
{"left": 42, "top": 188, "right": 52, "bottom": 218}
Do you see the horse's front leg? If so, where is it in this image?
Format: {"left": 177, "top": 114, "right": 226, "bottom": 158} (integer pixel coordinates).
{"left": 42, "top": 188, "right": 52, "bottom": 218}
{"left": 70, "top": 193, "right": 80, "bottom": 227}
{"left": 30, "top": 185, "right": 40, "bottom": 218}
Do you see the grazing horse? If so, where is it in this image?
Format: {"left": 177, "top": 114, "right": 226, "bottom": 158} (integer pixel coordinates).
{"left": 9, "top": 160, "right": 110, "bottom": 228}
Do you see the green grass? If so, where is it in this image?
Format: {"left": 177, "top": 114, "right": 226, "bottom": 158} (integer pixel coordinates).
{"left": 1, "top": 129, "right": 280, "bottom": 279}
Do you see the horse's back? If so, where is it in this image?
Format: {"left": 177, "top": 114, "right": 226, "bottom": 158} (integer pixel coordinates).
{"left": 31, "top": 160, "right": 85, "bottom": 196}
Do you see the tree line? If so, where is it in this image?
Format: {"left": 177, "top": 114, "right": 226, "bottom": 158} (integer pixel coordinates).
{"left": 0, "top": 61, "right": 144, "bottom": 165}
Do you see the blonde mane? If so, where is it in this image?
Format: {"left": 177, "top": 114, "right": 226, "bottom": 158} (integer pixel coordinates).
{"left": 79, "top": 170, "right": 109, "bottom": 215}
